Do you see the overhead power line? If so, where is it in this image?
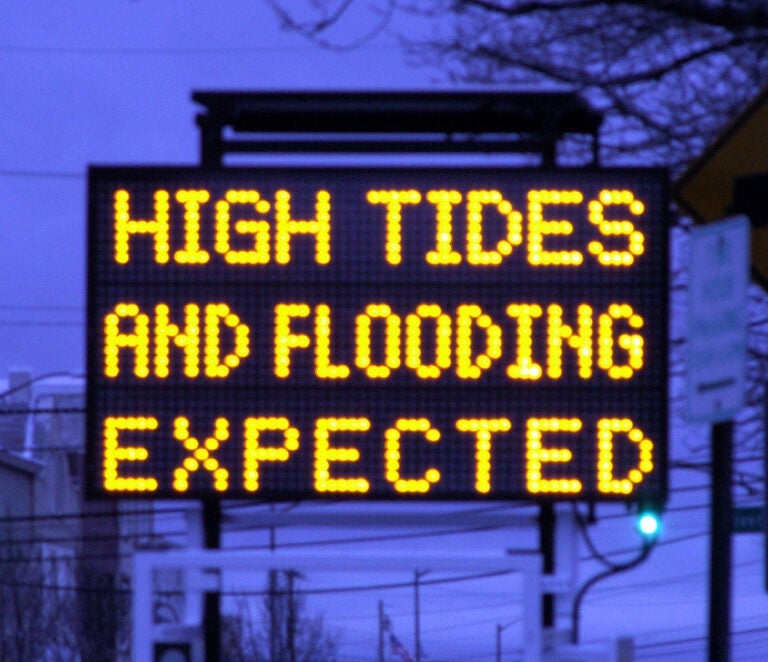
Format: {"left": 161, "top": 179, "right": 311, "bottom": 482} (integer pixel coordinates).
{"left": 0, "top": 168, "right": 83, "bottom": 179}
{"left": 0, "top": 42, "right": 398, "bottom": 56}
{"left": 0, "top": 304, "right": 82, "bottom": 312}
{"left": 0, "top": 320, "right": 83, "bottom": 328}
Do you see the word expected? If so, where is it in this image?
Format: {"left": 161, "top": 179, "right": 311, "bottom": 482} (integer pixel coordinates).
{"left": 113, "top": 188, "right": 646, "bottom": 267}
{"left": 103, "top": 301, "right": 645, "bottom": 381}
{"left": 102, "top": 415, "right": 654, "bottom": 496}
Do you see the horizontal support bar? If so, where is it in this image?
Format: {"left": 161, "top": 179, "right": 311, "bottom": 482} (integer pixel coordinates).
{"left": 135, "top": 547, "right": 541, "bottom": 575}
{"left": 218, "top": 138, "right": 556, "bottom": 154}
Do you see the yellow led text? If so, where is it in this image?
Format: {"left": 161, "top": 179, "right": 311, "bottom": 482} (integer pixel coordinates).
{"left": 172, "top": 416, "right": 230, "bottom": 492}
{"left": 104, "top": 302, "right": 250, "bottom": 378}
{"left": 366, "top": 188, "right": 645, "bottom": 267}
{"left": 114, "top": 188, "right": 331, "bottom": 265}
{"left": 384, "top": 418, "right": 442, "bottom": 494}
{"left": 273, "top": 301, "right": 645, "bottom": 381}
{"left": 455, "top": 418, "right": 512, "bottom": 493}
{"left": 103, "top": 416, "right": 159, "bottom": 492}
{"left": 526, "top": 417, "right": 583, "bottom": 494}
{"left": 244, "top": 416, "right": 300, "bottom": 492}
{"left": 596, "top": 418, "right": 654, "bottom": 494}
{"left": 314, "top": 417, "right": 371, "bottom": 493}
{"left": 112, "top": 187, "right": 646, "bottom": 267}
{"left": 101, "top": 414, "right": 654, "bottom": 496}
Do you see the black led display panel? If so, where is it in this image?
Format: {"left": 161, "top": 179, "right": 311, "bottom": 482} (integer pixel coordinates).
{"left": 87, "top": 166, "right": 668, "bottom": 501}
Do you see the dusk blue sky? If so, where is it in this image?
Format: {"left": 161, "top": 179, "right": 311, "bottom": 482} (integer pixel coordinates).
{"left": 3, "top": 2, "right": 768, "bottom": 660}
{"left": 0, "top": 0, "right": 438, "bottom": 377}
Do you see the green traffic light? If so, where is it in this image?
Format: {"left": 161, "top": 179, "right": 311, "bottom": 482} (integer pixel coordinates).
{"left": 638, "top": 513, "right": 660, "bottom": 537}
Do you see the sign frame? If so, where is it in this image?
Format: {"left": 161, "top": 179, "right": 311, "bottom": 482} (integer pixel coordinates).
{"left": 86, "top": 165, "right": 669, "bottom": 503}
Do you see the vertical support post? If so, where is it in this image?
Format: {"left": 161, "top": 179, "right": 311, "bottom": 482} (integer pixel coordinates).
{"left": 132, "top": 553, "right": 153, "bottom": 662}
{"left": 539, "top": 503, "right": 556, "bottom": 629}
{"left": 269, "top": 569, "right": 279, "bottom": 662}
{"left": 184, "top": 505, "right": 204, "bottom": 628}
{"left": 541, "top": 136, "right": 556, "bottom": 168}
{"left": 197, "top": 114, "right": 224, "bottom": 168}
{"left": 202, "top": 499, "right": 221, "bottom": 662}
{"left": 378, "top": 600, "right": 386, "bottom": 662}
{"left": 287, "top": 570, "right": 298, "bottom": 662}
{"left": 496, "top": 624, "right": 503, "bottom": 662}
{"left": 709, "top": 420, "right": 732, "bottom": 662}
{"left": 198, "top": 103, "right": 223, "bottom": 661}
{"left": 554, "top": 508, "right": 577, "bottom": 630}
{"left": 268, "top": 506, "right": 278, "bottom": 662}
{"left": 521, "top": 554, "right": 543, "bottom": 662}
{"left": 415, "top": 570, "right": 421, "bottom": 662}
{"left": 414, "top": 569, "right": 429, "bottom": 662}
{"left": 591, "top": 130, "right": 600, "bottom": 167}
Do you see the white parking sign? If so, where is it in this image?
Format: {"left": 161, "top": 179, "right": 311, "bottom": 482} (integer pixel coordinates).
{"left": 686, "top": 215, "right": 750, "bottom": 422}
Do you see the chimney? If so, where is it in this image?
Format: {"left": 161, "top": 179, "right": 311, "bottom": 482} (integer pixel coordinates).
{"left": 8, "top": 368, "right": 32, "bottom": 405}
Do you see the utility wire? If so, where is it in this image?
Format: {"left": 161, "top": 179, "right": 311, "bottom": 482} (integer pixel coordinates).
{"left": 225, "top": 568, "right": 516, "bottom": 598}
{"left": 0, "top": 320, "right": 83, "bottom": 327}
{"left": 0, "top": 42, "right": 398, "bottom": 56}
{"left": 0, "top": 168, "right": 83, "bottom": 179}
{"left": 0, "top": 568, "right": 513, "bottom": 598}
{"left": 0, "top": 371, "right": 83, "bottom": 400}
{"left": 0, "top": 304, "right": 82, "bottom": 312}
{"left": 225, "top": 524, "right": 503, "bottom": 551}
{"left": 635, "top": 624, "right": 768, "bottom": 653}
{"left": 0, "top": 503, "right": 185, "bottom": 525}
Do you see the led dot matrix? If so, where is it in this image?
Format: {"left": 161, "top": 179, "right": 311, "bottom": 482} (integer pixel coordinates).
{"left": 91, "top": 166, "right": 667, "bottom": 502}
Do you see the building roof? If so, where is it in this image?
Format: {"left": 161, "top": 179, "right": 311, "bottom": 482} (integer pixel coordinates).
{"left": 0, "top": 448, "right": 43, "bottom": 475}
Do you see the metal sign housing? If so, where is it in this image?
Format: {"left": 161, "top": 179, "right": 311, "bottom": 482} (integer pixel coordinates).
{"left": 87, "top": 166, "right": 668, "bottom": 501}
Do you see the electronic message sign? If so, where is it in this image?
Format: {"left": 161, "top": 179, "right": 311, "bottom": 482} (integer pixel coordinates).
{"left": 86, "top": 167, "right": 668, "bottom": 501}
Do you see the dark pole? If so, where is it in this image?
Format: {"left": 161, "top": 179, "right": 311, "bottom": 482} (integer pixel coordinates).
{"left": 269, "top": 505, "right": 278, "bottom": 662}
{"left": 415, "top": 571, "right": 421, "bottom": 662}
{"left": 414, "top": 570, "right": 429, "bottom": 662}
{"left": 539, "top": 503, "right": 556, "bottom": 629}
{"left": 378, "top": 601, "right": 386, "bottom": 662}
{"left": 287, "top": 570, "right": 299, "bottom": 662}
{"left": 269, "top": 570, "right": 278, "bottom": 662}
{"left": 287, "top": 571, "right": 296, "bottom": 662}
{"left": 709, "top": 420, "right": 733, "bottom": 662}
{"left": 202, "top": 499, "right": 221, "bottom": 662}
{"left": 198, "top": 103, "right": 223, "bottom": 662}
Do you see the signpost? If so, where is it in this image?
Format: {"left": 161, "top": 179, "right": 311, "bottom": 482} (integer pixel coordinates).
{"left": 674, "top": 86, "right": 766, "bottom": 662}
{"left": 87, "top": 166, "right": 669, "bottom": 504}
{"left": 685, "top": 217, "right": 748, "bottom": 662}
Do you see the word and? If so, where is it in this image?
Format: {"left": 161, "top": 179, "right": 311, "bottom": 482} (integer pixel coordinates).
{"left": 102, "top": 415, "right": 654, "bottom": 496}
{"left": 112, "top": 188, "right": 646, "bottom": 267}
